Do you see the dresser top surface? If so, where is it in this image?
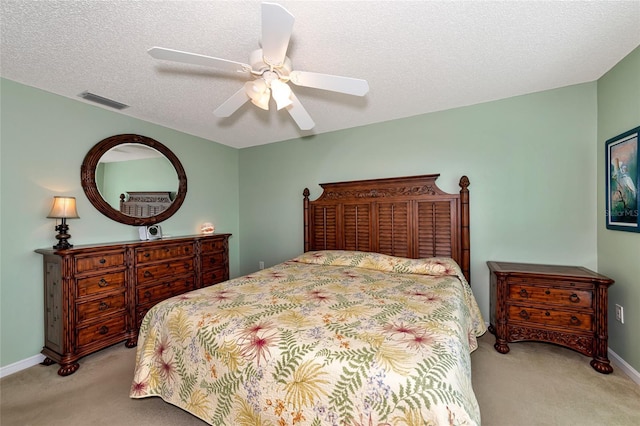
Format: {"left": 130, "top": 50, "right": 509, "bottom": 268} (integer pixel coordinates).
{"left": 487, "top": 261, "right": 614, "bottom": 283}
{"left": 36, "top": 233, "right": 231, "bottom": 255}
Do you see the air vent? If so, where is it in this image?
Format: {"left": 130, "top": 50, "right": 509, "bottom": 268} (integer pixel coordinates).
{"left": 78, "top": 91, "right": 129, "bottom": 110}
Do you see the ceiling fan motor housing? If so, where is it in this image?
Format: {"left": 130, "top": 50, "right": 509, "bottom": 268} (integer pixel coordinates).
{"left": 250, "top": 49, "right": 291, "bottom": 79}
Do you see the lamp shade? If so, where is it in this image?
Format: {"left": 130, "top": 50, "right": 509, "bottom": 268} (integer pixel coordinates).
{"left": 47, "top": 196, "right": 80, "bottom": 219}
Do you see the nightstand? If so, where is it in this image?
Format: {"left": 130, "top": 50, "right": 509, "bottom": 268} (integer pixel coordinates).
{"left": 487, "top": 261, "right": 614, "bottom": 374}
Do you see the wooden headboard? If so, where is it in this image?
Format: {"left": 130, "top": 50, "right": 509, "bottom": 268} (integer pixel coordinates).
{"left": 119, "top": 191, "right": 173, "bottom": 218}
{"left": 303, "top": 174, "right": 471, "bottom": 282}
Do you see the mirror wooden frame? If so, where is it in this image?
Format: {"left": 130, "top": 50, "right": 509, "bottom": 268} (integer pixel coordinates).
{"left": 81, "top": 134, "right": 187, "bottom": 226}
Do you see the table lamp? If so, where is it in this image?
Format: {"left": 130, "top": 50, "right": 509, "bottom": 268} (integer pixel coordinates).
{"left": 47, "top": 196, "right": 80, "bottom": 249}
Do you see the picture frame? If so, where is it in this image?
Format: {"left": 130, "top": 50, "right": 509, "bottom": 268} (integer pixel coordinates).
{"left": 605, "top": 126, "right": 640, "bottom": 232}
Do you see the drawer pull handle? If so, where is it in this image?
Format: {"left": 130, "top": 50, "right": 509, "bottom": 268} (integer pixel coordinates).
{"left": 164, "top": 282, "right": 172, "bottom": 288}
{"left": 545, "top": 290, "right": 551, "bottom": 295}
{"left": 144, "top": 271, "right": 152, "bottom": 278}
{"left": 519, "top": 289, "right": 528, "bottom": 298}
{"left": 99, "top": 302, "right": 109, "bottom": 311}
{"left": 570, "top": 316, "right": 580, "bottom": 325}
{"left": 144, "top": 253, "right": 150, "bottom": 258}
{"left": 98, "top": 325, "right": 109, "bottom": 335}
{"left": 519, "top": 310, "right": 529, "bottom": 320}
{"left": 144, "top": 291, "right": 151, "bottom": 299}
{"left": 569, "top": 293, "right": 580, "bottom": 303}
{"left": 545, "top": 311, "right": 550, "bottom": 316}
{"left": 184, "top": 262, "right": 190, "bottom": 269}
{"left": 98, "top": 279, "right": 108, "bottom": 287}
{"left": 99, "top": 258, "right": 106, "bottom": 264}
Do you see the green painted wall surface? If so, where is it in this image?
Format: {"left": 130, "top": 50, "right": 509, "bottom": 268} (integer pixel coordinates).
{"left": 239, "top": 83, "right": 599, "bottom": 325}
{"left": 597, "top": 45, "right": 640, "bottom": 373}
{"left": 0, "top": 79, "right": 240, "bottom": 367}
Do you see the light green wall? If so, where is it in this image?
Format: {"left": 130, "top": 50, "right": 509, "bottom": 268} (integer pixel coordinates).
{"left": 238, "top": 83, "right": 599, "bottom": 326}
{"left": 597, "top": 45, "right": 640, "bottom": 373}
{"left": 0, "top": 79, "right": 240, "bottom": 367}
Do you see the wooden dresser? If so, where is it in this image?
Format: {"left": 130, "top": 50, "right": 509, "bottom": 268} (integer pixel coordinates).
{"left": 488, "top": 261, "right": 614, "bottom": 373}
{"left": 36, "top": 233, "right": 230, "bottom": 376}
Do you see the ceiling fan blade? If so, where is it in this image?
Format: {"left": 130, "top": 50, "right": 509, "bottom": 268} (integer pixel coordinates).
{"left": 286, "top": 92, "right": 315, "bottom": 130}
{"left": 261, "top": 2, "right": 294, "bottom": 67}
{"left": 148, "top": 47, "right": 251, "bottom": 74}
{"left": 213, "top": 87, "right": 250, "bottom": 117}
{"left": 289, "top": 71, "right": 369, "bottom": 96}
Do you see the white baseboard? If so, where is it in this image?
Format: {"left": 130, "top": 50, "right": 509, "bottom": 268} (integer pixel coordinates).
{"left": 0, "top": 353, "right": 46, "bottom": 379}
{"left": 609, "top": 347, "right": 640, "bottom": 385}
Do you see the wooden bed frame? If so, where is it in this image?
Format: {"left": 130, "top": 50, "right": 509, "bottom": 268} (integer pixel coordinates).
{"left": 303, "top": 174, "right": 471, "bottom": 283}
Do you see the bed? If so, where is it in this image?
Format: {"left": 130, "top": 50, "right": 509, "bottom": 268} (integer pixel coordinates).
{"left": 130, "top": 174, "right": 487, "bottom": 425}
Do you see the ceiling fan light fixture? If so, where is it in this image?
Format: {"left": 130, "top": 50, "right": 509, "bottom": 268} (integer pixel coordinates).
{"left": 270, "top": 79, "right": 292, "bottom": 110}
{"left": 244, "top": 80, "right": 270, "bottom": 110}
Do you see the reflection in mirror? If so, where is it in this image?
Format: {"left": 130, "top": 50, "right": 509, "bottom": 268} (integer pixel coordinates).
{"left": 81, "top": 134, "right": 187, "bottom": 226}
{"left": 96, "top": 144, "right": 178, "bottom": 215}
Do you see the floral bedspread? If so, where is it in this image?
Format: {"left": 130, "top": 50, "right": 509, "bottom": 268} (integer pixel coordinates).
{"left": 131, "top": 251, "right": 486, "bottom": 426}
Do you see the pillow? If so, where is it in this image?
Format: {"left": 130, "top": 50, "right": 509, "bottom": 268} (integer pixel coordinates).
{"left": 292, "top": 250, "right": 462, "bottom": 277}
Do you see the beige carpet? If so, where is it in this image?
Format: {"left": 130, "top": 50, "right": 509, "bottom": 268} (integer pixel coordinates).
{"left": 1, "top": 332, "right": 639, "bottom": 425}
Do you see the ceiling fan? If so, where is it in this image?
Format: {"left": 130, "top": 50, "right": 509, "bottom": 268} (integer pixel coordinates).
{"left": 148, "top": 2, "right": 369, "bottom": 131}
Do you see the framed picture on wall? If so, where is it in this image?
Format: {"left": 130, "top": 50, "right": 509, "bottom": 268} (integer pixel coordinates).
{"left": 605, "top": 125, "right": 640, "bottom": 232}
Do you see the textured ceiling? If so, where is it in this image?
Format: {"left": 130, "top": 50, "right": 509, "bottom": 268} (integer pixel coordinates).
{"left": 1, "top": 1, "right": 639, "bottom": 149}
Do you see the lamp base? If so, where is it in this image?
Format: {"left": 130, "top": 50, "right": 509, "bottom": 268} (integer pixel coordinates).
{"left": 53, "top": 240, "right": 73, "bottom": 250}
{"left": 53, "top": 220, "right": 73, "bottom": 250}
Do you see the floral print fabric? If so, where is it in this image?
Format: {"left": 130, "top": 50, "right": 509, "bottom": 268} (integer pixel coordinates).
{"left": 131, "top": 251, "right": 486, "bottom": 425}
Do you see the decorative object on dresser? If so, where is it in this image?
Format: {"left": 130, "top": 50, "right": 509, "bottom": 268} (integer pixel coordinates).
{"left": 46, "top": 196, "right": 80, "bottom": 249}
{"left": 487, "top": 261, "right": 615, "bottom": 373}
{"left": 35, "top": 233, "right": 230, "bottom": 376}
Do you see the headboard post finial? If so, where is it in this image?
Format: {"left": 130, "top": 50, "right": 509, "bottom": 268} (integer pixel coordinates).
{"left": 459, "top": 176, "right": 471, "bottom": 283}
{"left": 303, "top": 188, "right": 310, "bottom": 252}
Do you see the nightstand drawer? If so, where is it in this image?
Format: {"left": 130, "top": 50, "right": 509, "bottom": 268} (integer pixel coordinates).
{"left": 136, "top": 243, "right": 193, "bottom": 264}
{"left": 508, "top": 285, "right": 592, "bottom": 309}
{"left": 508, "top": 305, "right": 592, "bottom": 331}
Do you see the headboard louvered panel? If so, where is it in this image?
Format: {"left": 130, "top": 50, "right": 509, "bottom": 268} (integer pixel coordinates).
{"left": 303, "top": 174, "right": 471, "bottom": 283}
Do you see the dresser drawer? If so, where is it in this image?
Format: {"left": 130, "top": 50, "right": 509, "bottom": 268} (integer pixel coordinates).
{"left": 202, "top": 268, "right": 228, "bottom": 287}
{"left": 76, "top": 292, "right": 126, "bottom": 323}
{"left": 136, "top": 243, "right": 193, "bottom": 264}
{"left": 137, "top": 276, "right": 195, "bottom": 305}
{"left": 201, "top": 238, "right": 227, "bottom": 253}
{"left": 508, "top": 305, "right": 592, "bottom": 331}
{"left": 76, "top": 314, "right": 127, "bottom": 349}
{"left": 201, "top": 252, "right": 227, "bottom": 271}
{"left": 75, "top": 251, "right": 125, "bottom": 274}
{"left": 508, "top": 284, "right": 592, "bottom": 309}
{"left": 76, "top": 272, "right": 126, "bottom": 297}
{"left": 137, "top": 259, "right": 194, "bottom": 284}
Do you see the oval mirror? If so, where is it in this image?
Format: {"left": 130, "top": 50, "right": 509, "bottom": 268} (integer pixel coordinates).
{"left": 81, "top": 134, "right": 187, "bottom": 226}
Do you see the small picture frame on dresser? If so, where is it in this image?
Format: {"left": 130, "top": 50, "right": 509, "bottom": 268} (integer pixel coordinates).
{"left": 605, "top": 125, "right": 639, "bottom": 232}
